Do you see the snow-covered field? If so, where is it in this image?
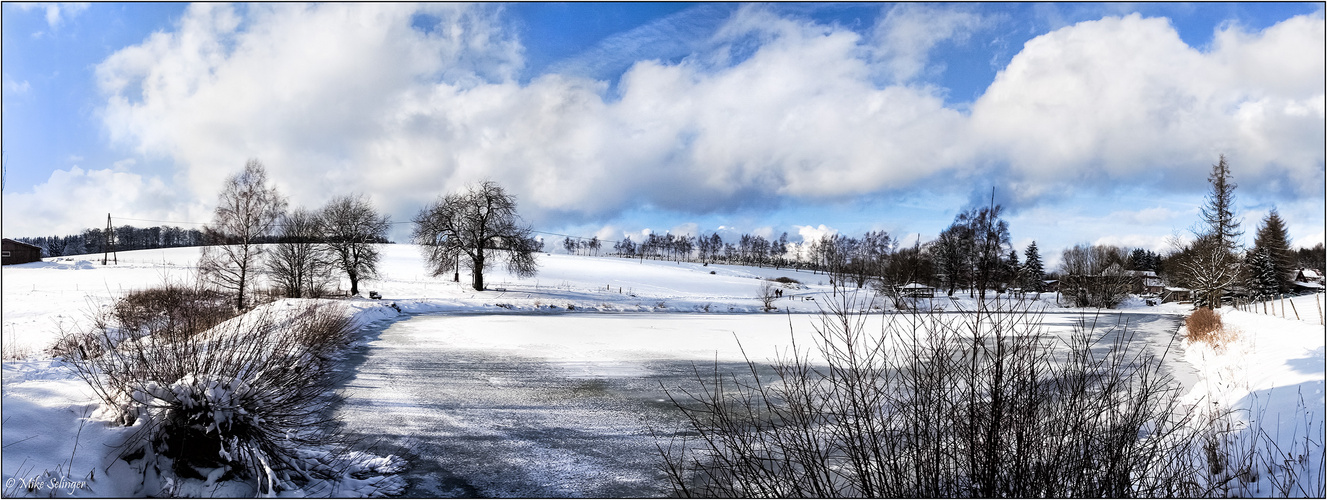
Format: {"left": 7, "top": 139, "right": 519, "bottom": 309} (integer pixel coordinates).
{"left": 2, "top": 245, "right": 1323, "bottom": 497}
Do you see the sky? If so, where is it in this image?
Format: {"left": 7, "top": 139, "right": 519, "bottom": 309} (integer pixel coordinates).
{"left": 2, "top": 2, "right": 1324, "bottom": 268}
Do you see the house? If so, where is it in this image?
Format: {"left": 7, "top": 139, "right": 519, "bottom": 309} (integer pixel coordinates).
{"left": 1123, "top": 270, "right": 1164, "bottom": 295}
{"left": 1288, "top": 269, "right": 1325, "bottom": 293}
{"left": 1162, "top": 287, "right": 1192, "bottom": 304}
{"left": 898, "top": 282, "right": 935, "bottom": 298}
{"left": 2, "top": 238, "right": 43, "bottom": 265}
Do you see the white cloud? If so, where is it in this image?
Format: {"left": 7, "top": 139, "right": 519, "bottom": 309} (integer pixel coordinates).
{"left": 1090, "top": 234, "right": 1173, "bottom": 254}
{"left": 14, "top": 3, "right": 89, "bottom": 29}
{"left": 871, "top": 4, "right": 988, "bottom": 83}
{"left": 970, "top": 13, "right": 1324, "bottom": 198}
{"left": 3, "top": 73, "right": 31, "bottom": 93}
{"left": 795, "top": 224, "right": 838, "bottom": 243}
{"left": 1, "top": 166, "right": 198, "bottom": 238}
{"left": 1106, "top": 206, "right": 1184, "bottom": 226}
{"left": 669, "top": 222, "right": 699, "bottom": 237}
{"left": 88, "top": 5, "right": 1322, "bottom": 247}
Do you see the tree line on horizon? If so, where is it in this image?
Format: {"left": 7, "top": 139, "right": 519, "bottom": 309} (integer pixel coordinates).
{"left": 14, "top": 156, "right": 1325, "bottom": 309}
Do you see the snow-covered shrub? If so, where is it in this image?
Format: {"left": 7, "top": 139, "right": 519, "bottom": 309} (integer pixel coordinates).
{"left": 659, "top": 294, "right": 1217, "bottom": 497}
{"left": 60, "top": 294, "right": 360, "bottom": 495}
{"left": 758, "top": 280, "right": 778, "bottom": 311}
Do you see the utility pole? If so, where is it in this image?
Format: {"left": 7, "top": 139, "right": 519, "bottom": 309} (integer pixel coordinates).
{"left": 102, "top": 213, "right": 118, "bottom": 265}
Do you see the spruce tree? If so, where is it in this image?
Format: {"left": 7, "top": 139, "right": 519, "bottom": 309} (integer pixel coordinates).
{"left": 1247, "top": 247, "right": 1280, "bottom": 301}
{"left": 1252, "top": 208, "right": 1294, "bottom": 293}
{"left": 1201, "top": 155, "right": 1243, "bottom": 251}
{"left": 1022, "top": 241, "right": 1044, "bottom": 293}
{"left": 1004, "top": 250, "right": 1020, "bottom": 291}
{"left": 1181, "top": 155, "right": 1244, "bottom": 308}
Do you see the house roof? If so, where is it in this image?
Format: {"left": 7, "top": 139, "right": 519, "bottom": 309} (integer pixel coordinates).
{"left": 900, "top": 282, "right": 933, "bottom": 289}
{"left": 2, "top": 238, "right": 41, "bottom": 251}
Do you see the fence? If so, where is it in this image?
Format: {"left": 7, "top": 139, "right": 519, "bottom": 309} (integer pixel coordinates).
{"left": 1233, "top": 291, "right": 1325, "bottom": 325}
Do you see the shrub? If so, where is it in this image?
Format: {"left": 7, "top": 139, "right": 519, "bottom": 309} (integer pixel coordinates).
{"left": 59, "top": 291, "right": 356, "bottom": 495}
{"left": 1186, "top": 308, "right": 1239, "bottom": 353}
{"left": 658, "top": 293, "right": 1217, "bottom": 497}
{"left": 1186, "top": 307, "right": 1223, "bottom": 339}
{"left": 758, "top": 280, "right": 778, "bottom": 311}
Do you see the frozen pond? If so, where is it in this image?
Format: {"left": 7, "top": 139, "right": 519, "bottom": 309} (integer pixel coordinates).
{"left": 330, "top": 310, "right": 1191, "bottom": 497}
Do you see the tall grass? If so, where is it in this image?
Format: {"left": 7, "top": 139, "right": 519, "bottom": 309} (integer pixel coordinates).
{"left": 658, "top": 290, "right": 1219, "bottom": 497}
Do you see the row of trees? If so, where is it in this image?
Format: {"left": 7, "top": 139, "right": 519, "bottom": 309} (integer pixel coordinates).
{"left": 198, "top": 160, "right": 391, "bottom": 310}
{"left": 26, "top": 157, "right": 1321, "bottom": 307}
{"left": 14, "top": 225, "right": 208, "bottom": 258}
{"left": 1150, "top": 155, "right": 1323, "bottom": 308}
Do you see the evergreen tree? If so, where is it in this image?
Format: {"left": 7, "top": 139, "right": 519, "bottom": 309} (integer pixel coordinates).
{"left": 1022, "top": 241, "right": 1044, "bottom": 293}
{"left": 1246, "top": 247, "right": 1280, "bottom": 301}
{"left": 1003, "top": 250, "right": 1020, "bottom": 291}
{"left": 1252, "top": 208, "right": 1294, "bottom": 293}
{"left": 1178, "top": 155, "right": 1244, "bottom": 308}
{"left": 1201, "top": 154, "right": 1243, "bottom": 252}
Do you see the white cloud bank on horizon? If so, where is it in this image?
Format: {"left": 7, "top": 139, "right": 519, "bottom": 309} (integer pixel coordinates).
{"left": 4, "top": 3, "right": 1323, "bottom": 247}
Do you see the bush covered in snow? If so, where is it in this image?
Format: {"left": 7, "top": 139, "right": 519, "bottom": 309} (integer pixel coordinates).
{"left": 56, "top": 288, "right": 396, "bottom": 496}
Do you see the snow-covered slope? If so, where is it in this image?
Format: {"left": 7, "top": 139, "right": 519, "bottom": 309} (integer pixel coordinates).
{"left": 2, "top": 245, "right": 1322, "bottom": 497}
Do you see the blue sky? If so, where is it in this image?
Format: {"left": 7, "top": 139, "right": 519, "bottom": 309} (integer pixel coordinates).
{"left": 3, "top": 2, "right": 1324, "bottom": 267}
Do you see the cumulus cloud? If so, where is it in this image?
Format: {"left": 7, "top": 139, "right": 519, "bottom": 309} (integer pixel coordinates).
{"left": 1, "top": 166, "right": 192, "bottom": 237}
{"left": 970, "top": 13, "right": 1324, "bottom": 199}
{"left": 85, "top": 4, "right": 1322, "bottom": 243}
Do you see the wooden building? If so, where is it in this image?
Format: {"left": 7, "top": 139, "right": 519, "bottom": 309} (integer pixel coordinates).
{"left": 2, "top": 238, "right": 42, "bottom": 265}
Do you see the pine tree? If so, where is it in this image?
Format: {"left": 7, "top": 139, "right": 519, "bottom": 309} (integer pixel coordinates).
{"left": 1252, "top": 208, "right": 1294, "bottom": 293}
{"left": 1246, "top": 247, "right": 1280, "bottom": 301}
{"left": 1201, "top": 155, "right": 1243, "bottom": 251}
{"left": 1179, "top": 155, "right": 1244, "bottom": 308}
{"left": 1022, "top": 241, "right": 1044, "bottom": 293}
{"left": 1003, "top": 250, "right": 1020, "bottom": 291}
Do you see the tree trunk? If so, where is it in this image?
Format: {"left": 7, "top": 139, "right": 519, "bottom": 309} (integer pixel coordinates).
{"left": 348, "top": 270, "right": 360, "bottom": 296}
{"left": 237, "top": 265, "right": 247, "bottom": 311}
{"left": 472, "top": 255, "right": 485, "bottom": 291}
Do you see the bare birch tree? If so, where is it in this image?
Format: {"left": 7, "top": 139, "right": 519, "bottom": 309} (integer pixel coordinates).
{"left": 270, "top": 208, "right": 334, "bottom": 298}
{"left": 199, "top": 159, "right": 287, "bottom": 311}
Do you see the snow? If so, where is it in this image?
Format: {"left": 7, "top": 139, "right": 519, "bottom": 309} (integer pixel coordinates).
{"left": 1181, "top": 302, "right": 1326, "bottom": 495}
{"left": 3, "top": 245, "right": 1323, "bottom": 496}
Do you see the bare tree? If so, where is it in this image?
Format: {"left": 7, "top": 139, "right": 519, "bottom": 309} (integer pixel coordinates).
{"left": 321, "top": 194, "right": 391, "bottom": 297}
{"left": 758, "top": 279, "right": 779, "bottom": 311}
{"left": 199, "top": 159, "right": 287, "bottom": 311}
{"left": 1171, "top": 233, "right": 1243, "bottom": 308}
{"left": 412, "top": 180, "right": 539, "bottom": 291}
{"left": 1060, "top": 243, "right": 1132, "bottom": 308}
{"left": 270, "top": 208, "right": 334, "bottom": 298}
